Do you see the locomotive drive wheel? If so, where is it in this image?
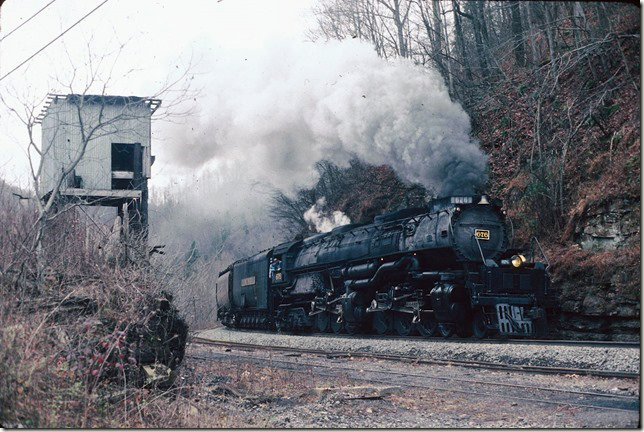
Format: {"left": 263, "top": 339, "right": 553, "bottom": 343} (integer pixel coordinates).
{"left": 438, "top": 323, "right": 453, "bottom": 338}
{"left": 472, "top": 311, "right": 487, "bottom": 339}
{"left": 315, "top": 312, "right": 330, "bottom": 333}
{"left": 372, "top": 311, "right": 393, "bottom": 335}
{"left": 344, "top": 321, "right": 362, "bottom": 335}
{"left": 393, "top": 312, "right": 414, "bottom": 336}
{"left": 330, "top": 315, "right": 344, "bottom": 334}
{"left": 417, "top": 312, "right": 438, "bottom": 338}
{"left": 455, "top": 324, "right": 473, "bottom": 338}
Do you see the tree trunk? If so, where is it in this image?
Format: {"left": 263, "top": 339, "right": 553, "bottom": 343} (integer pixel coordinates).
{"left": 392, "top": 0, "right": 409, "bottom": 57}
{"left": 475, "top": 1, "right": 490, "bottom": 46}
{"left": 431, "top": 0, "right": 443, "bottom": 63}
{"left": 595, "top": 3, "right": 610, "bottom": 38}
{"left": 522, "top": 1, "right": 540, "bottom": 66}
{"left": 542, "top": 2, "right": 558, "bottom": 75}
{"left": 510, "top": 1, "right": 526, "bottom": 67}
{"left": 484, "top": 1, "right": 498, "bottom": 45}
{"left": 35, "top": 215, "right": 47, "bottom": 291}
{"left": 451, "top": 0, "right": 472, "bottom": 83}
{"left": 363, "top": 0, "right": 387, "bottom": 58}
{"left": 465, "top": 0, "right": 489, "bottom": 78}
{"left": 439, "top": 0, "right": 455, "bottom": 95}
{"left": 572, "top": 2, "right": 588, "bottom": 48}
{"left": 420, "top": 0, "right": 451, "bottom": 91}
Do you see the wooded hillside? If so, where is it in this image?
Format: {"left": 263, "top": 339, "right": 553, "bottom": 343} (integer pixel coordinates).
{"left": 277, "top": 1, "right": 640, "bottom": 338}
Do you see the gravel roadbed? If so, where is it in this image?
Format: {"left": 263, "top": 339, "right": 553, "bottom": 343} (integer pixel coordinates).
{"left": 196, "top": 327, "right": 640, "bottom": 374}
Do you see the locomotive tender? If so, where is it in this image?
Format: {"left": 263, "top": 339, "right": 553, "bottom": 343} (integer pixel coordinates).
{"left": 216, "top": 194, "right": 557, "bottom": 338}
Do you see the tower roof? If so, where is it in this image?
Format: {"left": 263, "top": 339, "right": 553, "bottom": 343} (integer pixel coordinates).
{"left": 36, "top": 93, "right": 161, "bottom": 123}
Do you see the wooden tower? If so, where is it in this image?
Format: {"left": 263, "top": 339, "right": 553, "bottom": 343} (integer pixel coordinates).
{"left": 37, "top": 94, "right": 161, "bottom": 239}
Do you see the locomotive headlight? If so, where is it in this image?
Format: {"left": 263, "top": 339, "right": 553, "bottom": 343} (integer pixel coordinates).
{"left": 511, "top": 254, "right": 527, "bottom": 268}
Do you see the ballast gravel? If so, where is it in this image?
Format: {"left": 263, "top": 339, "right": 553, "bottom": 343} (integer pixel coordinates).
{"left": 196, "top": 327, "right": 640, "bottom": 374}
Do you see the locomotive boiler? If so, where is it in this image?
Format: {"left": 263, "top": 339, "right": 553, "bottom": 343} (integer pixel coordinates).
{"left": 216, "top": 194, "right": 558, "bottom": 338}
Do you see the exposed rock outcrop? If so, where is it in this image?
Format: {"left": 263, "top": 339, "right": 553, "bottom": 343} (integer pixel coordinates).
{"left": 550, "top": 244, "right": 640, "bottom": 341}
{"left": 573, "top": 199, "right": 640, "bottom": 251}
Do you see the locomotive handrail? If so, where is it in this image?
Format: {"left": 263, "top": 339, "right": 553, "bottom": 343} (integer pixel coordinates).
{"left": 408, "top": 215, "right": 423, "bottom": 225}
{"left": 473, "top": 235, "right": 488, "bottom": 267}
{"left": 508, "top": 216, "right": 514, "bottom": 248}
{"left": 474, "top": 236, "right": 485, "bottom": 262}
{"left": 531, "top": 237, "right": 550, "bottom": 270}
{"left": 448, "top": 210, "right": 455, "bottom": 237}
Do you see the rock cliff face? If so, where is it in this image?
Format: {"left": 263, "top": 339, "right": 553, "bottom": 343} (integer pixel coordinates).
{"left": 557, "top": 287, "right": 640, "bottom": 341}
{"left": 574, "top": 199, "right": 640, "bottom": 252}
{"left": 547, "top": 233, "right": 640, "bottom": 341}
{"left": 552, "top": 198, "right": 640, "bottom": 341}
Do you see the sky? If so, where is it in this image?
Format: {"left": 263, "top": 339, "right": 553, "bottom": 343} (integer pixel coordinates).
{"left": 0, "top": 0, "right": 485, "bottom": 213}
{"left": 0, "top": 0, "right": 316, "bottom": 190}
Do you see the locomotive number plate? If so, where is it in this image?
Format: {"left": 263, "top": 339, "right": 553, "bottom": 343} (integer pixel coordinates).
{"left": 475, "top": 229, "right": 490, "bottom": 241}
{"left": 241, "top": 276, "right": 256, "bottom": 287}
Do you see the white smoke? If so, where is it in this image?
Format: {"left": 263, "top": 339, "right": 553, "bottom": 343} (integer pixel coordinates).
{"left": 303, "top": 197, "right": 351, "bottom": 233}
{"left": 163, "top": 38, "right": 487, "bottom": 196}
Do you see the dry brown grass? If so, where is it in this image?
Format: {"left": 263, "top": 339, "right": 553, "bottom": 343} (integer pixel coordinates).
{"left": 0, "top": 269, "right": 187, "bottom": 427}
{"left": 0, "top": 185, "right": 194, "bottom": 427}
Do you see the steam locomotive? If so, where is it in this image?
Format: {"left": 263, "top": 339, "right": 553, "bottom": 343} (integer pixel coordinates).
{"left": 216, "top": 194, "right": 558, "bottom": 338}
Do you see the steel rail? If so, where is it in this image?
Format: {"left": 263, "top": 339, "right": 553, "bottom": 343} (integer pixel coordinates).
{"left": 186, "top": 349, "right": 639, "bottom": 413}
{"left": 223, "top": 328, "right": 640, "bottom": 349}
{"left": 311, "top": 333, "right": 641, "bottom": 349}
{"left": 191, "top": 336, "right": 639, "bottom": 380}
{"left": 188, "top": 350, "right": 638, "bottom": 401}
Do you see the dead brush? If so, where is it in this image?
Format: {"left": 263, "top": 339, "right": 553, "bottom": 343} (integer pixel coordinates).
{"left": 0, "top": 267, "right": 187, "bottom": 427}
{"left": 0, "top": 182, "right": 191, "bottom": 427}
{"left": 144, "top": 251, "right": 220, "bottom": 330}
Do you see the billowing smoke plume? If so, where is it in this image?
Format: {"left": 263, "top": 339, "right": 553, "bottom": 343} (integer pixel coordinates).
{"left": 304, "top": 197, "right": 351, "bottom": 233}
{"left": 164, "top": 38, "right": 487, "bottom": 196}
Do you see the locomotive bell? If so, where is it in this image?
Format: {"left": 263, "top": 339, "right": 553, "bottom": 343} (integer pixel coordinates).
{"left": 478, "top": 195, "right": 490, "bottom": 205}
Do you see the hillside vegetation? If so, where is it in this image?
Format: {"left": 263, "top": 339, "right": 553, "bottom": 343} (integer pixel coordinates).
{"left": 273, "top": 4, "right": 640, "bottom": 338}
{"left": 475, "top": 12, "right": 640, "bottom": 339}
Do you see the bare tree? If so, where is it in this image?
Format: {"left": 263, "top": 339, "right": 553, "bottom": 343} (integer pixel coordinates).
{"left": 270, "top": 159, "right": 429, "bottom": 237}
{"left": 377, "top": 0, "right": 413, "bottom": 58}
{"left": 417, "top": 0, "right": 449, "bottom": 89}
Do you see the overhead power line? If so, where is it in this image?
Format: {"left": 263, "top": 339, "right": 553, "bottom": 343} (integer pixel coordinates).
{"left": 0, "top": 0, "right": 110, "bottom": 82}
{"left": 0, "top": 0, "right": 59, "bottom": 43}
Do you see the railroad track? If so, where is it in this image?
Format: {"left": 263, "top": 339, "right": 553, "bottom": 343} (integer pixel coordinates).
{"left": 223, "top": 328, "right": 640, "bottom": 349}
{"left": 191, "top": 336, "right": 639, "bottom": 379}
{"left": 187, "top": 340, "right": 640, "bottom": 414}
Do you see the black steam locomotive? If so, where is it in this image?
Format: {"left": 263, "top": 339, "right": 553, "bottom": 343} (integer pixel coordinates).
{"left": 216, "top": 195, "right": 558, "bottom": 338}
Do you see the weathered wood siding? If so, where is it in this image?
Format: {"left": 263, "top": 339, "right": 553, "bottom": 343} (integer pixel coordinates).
{"left": 40, "top": 97, "right": 153, "bottom": 195}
